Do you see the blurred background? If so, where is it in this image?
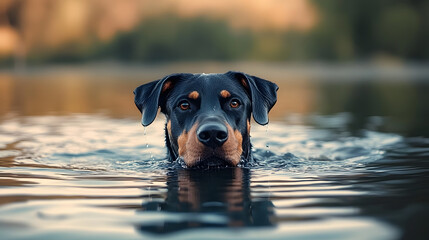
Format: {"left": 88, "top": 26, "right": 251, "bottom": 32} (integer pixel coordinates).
{"left": 0, "top": 0, "right": 428, "bottom": 136}
{"left": 1, "top": 0, "right": 428, "bottom": 65}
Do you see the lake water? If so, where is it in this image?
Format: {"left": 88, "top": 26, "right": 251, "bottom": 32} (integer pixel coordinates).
{"left": 0, "top": 64, "right": 428, "bottom": 240}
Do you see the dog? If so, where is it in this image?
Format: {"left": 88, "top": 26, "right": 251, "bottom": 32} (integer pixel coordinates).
{"left": 134, "top": 71, "right": 278, "bottom": 168}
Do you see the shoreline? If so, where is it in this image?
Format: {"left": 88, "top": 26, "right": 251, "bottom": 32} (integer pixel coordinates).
{"left": 1, "top": 61, "right": 429, "bottom": 81}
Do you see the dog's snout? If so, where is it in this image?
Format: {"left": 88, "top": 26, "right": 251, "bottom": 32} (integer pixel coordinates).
{"left": 197, "top": 122, "right": 228, "bottom": 148}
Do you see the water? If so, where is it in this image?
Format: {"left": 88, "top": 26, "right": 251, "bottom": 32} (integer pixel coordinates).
{"left": 0, "top": 66, "right": 429, "bottom": 240}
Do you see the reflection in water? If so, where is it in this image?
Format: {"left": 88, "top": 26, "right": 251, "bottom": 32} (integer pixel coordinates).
{"left": 316, "top": 79, "right": 429, "bottom": 136}
{"left": 342, "top": 81, "right": 376, "bottom": 135}
{"left": 0, "top": 113, "right": 423, "bottom": 239}
{"left": 138, "top": 168, "right": 273, "bottom": 234}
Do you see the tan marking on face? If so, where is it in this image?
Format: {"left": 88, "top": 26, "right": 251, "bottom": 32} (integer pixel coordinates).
{"left": 247, "top": 120, "right": 251, "bottom": 134}
{"left": 220, "top": 90, "right": 231, "bottom": 98}
{"left": 234, "top": 129, "right": 243, "bottom": 158}
{"left": 188, "top": 91, "right": 199, "bottom": 99}
{"left": 217, "top": 123, "right": 242, "bottom": 166}
{"left": 177, "top": 130, "right": 188, "bottom": 157}
{"left": 162, "top": 80, "right": 173, "bottom": 92}
{"left": 178, "top": 123, "right": 205, "bottom": 167}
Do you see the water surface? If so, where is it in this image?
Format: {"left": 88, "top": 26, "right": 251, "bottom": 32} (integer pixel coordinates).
{"left": 0, "top": 66, "right": 428, "bottom": 239}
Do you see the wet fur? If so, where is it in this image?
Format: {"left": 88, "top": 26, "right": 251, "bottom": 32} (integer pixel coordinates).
{"left": 134, "top": 71, "right": 278, "bottom": 168}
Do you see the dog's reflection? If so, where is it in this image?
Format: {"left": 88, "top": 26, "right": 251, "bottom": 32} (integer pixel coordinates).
{"left": 137, "top": 167, "right": 274, "bottom": 234}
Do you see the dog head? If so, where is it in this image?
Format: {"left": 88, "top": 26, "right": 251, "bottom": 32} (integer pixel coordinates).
{"left": 134, "top": 71, "right": 278, "bottom": 167}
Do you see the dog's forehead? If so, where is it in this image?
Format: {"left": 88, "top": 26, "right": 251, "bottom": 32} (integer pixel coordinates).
{"left": 174, "top": 73, "right": 244, "bottom": 95}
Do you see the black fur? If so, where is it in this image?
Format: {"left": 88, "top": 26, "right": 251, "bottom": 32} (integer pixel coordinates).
{"left": 134, "top": 71, "right": 278, "bottom": 165}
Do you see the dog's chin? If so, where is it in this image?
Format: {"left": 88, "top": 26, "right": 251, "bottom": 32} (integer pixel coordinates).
{"left": 177, "top": 144, "right": 244, "bottom": 168}
{"left": 194, "top": 157, "right": 232, "bottom": 168}
{"left": 180, "top": 153, "right": 238, "bottom": 168}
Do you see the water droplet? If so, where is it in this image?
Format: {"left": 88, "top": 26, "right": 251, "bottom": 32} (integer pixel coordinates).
{"left": 143, "top": 126, "right": 153, "bottom": 160}
{"left": 265, "top": 125, "right": 270, "bottom": 153}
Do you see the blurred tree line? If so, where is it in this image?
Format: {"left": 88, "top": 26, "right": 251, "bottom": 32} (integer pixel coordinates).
{"left": 306, "top": 0, "right": 429, "bottom": 61}
{"left": 1, "top": 0, "right": 428, "bottom": 65}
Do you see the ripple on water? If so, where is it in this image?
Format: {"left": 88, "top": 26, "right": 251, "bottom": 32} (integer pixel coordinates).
{"left": 0, "top": 114, "right": 407, "bottom": 240}
{"left": 0, "top": 114, "right": 401, "bottom": 174}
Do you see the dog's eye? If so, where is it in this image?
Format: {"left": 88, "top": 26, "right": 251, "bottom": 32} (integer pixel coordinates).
{"left": 179, "top": 101, "right": 191, "bottom": 110}
{"left": 230, "top": 99, "right": 241, "bottom": 108}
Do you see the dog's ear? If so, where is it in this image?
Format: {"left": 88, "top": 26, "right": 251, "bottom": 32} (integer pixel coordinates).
{"left": 227, "top": 71, "right": 278, "bottom": 125}
{"left": 134, "top": 73, "right": 191, "bottom": 126}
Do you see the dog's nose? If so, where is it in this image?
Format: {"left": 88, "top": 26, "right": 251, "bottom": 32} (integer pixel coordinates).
{"left": 197, "top": 122, "right": 228, "bottom": 148}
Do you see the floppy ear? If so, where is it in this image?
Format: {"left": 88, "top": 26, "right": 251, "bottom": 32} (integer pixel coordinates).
{"left": 133, "top": 73, "right": 191, "bottom": 126}
{"left": 226, "top": 71, "right": 278, "bottom": 125}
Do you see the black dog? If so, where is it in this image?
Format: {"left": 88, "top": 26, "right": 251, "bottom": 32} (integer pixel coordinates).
{"left": 134, "top": 71, "right": 278, "bottom": 167}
